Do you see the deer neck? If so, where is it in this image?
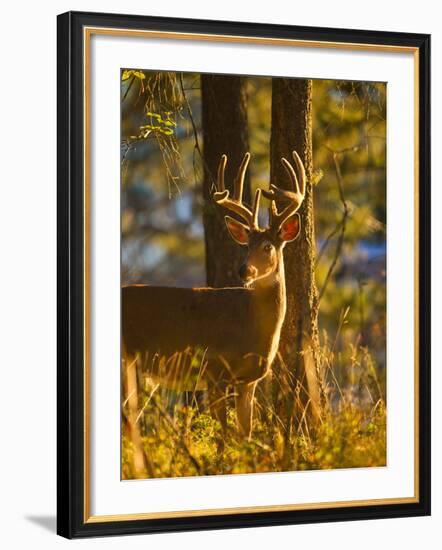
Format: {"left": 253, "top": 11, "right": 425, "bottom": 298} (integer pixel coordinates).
{"left": 252, "top": 249, "right": 287, "bottom": 359}
{"left": 255, "top": 249, "right": 286, "bottom": 303}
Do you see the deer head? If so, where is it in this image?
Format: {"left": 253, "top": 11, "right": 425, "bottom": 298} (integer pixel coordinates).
{"left": 213, "top": 151, "right": 306, "bottom": 286}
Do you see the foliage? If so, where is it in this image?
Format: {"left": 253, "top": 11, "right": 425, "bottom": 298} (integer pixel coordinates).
{"left": 121, "top": 70, "right": 204, "bottom": 286}
{"left": 122, "top": 69, "right": 146, "bottom": 81}
{"left": 122, "top": 336, "right": 386, "bottom": 479}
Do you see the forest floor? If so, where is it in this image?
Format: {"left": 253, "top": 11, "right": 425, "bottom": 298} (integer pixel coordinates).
{"left": 122, "top": 341, "right": 386, "bottom": 479}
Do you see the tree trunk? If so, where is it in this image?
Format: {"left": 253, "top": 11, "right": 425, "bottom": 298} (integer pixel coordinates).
{"left": 270, "top": 78, "right": 322, "bottom": 425}
{"left": 201, "top": 75, "right": 250, "bottom": 287}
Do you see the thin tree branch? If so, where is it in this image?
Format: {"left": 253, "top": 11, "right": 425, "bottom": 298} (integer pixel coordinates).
{"left": 122, "top": 75, "right": 136, "bottom": 102}
{"left": 316, "top": 223, "right": 342, "bottom": 267}
{"left": 179, "top": 73, "right": 205, "bottom": 187}
{"left": 318, "top": 146, "right": 355, "bottom": 302}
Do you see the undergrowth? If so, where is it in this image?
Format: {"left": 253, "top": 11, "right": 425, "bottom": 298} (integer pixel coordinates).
{"left": 122, "top": 337, "right": 386, "bottom": 479}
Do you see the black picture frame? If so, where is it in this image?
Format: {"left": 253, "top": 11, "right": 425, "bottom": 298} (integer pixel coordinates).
{"left": 57, "top": 10, "right": 431, "bottom": 539}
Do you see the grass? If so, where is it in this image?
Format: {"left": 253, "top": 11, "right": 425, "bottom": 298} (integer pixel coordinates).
{"left": 122, "top": 336, "right": 386, "bottom": 480}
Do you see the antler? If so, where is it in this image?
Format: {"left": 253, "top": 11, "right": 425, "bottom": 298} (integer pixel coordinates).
{"left": 213, "top": 150, "right": 305, "bottom": 232}
{"left": 261, "top": 150, "right": 306, "bottom": 230}
{"left": 213, "top": 152, "right": 261, "bottom": 230}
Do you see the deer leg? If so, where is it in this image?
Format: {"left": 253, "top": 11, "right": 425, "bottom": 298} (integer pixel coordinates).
{"left": 122, "top": 352, "right": 148, "bottom": 478}
{"left": 208, "top": 382, "right": 227, "bottom": 434}
{"left": 235, "top": 382, "right": 257, "bottom": 440}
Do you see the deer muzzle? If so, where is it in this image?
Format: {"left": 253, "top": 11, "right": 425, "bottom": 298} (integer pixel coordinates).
{"left": 239, "top": 263, "right": 258, "bottom": 283}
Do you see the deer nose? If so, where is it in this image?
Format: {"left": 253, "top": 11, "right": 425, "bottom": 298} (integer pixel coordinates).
{"left": 239, "top": 264, "right": 257, "bottom": 282}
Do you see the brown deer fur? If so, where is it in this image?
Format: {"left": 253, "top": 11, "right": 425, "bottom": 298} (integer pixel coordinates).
{"left": 122, "top": 151, "right": 305, "bottom": 438}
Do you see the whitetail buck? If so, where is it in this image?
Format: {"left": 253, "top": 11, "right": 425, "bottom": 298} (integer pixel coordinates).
{"left": 122, "top": 150, "right": 306, "bottom": 438}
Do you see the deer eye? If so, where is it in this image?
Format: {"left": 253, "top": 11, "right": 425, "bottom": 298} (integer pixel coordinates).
{"left": 263, "top": 243, "right": 273, "bottom": 252}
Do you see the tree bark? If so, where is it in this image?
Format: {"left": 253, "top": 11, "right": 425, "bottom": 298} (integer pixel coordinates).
{"left": 270, "top": 78, "right": 322, "bottom": 424}
{"left": 201, "top": 75, "right": 250, "bottom": 287}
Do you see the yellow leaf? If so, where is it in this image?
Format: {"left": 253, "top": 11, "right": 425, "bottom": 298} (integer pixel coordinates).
{"left": 121, "top": 69, "right": 133, "bottom": 81}
{"left": 122, "top": 69, "right": 145, "bottom": 81}
{"left": 132, "top": 70, "right": 145, "bottom": 80}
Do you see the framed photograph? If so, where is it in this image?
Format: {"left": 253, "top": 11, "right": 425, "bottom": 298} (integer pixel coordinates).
{"left": 57, "top": 11, "right": 431, "bottom": 538}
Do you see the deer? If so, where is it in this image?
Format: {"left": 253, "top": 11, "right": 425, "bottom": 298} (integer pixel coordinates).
{"left": 122, "top": 150, "right": 306, "bottom": 440}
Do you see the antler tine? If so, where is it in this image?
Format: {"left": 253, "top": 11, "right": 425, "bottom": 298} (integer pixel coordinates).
{"left": 269, "top": 198, "right": 278, "bottom": 227}
{"left": 281, "top": 157, "right": 300, "bottom": 194}
{"left": 251, "top": 188, "right": 261, "bottom": 230}
{"left": 292, "top": 150, "right": 306, "bottom": 195}
{"left": 216, "top": 154, "right": 227, "bottom": 192}
{"left": 261, "top": 150, "right": 306, "bottom": 231}
{"left": 212, "top": 153, "right": 255, "bottom": 228}
{"left": 233, "top": 152, "right": 250, "bottom": 202}
{"left": 212, "top": 154, "right": 230, "bottom": 204}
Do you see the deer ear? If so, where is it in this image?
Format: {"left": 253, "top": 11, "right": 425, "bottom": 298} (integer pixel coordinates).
{"left": 224, "top": 216, "right": 250, "bottom": 245}
{"left": 278, "top": 213, "right": 301, "bottom": 242}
